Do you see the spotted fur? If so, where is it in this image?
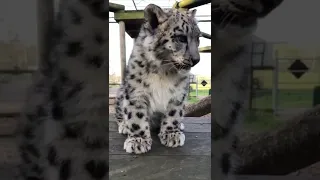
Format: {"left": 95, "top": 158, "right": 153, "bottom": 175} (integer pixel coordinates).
{"left": 17, "top": 0, "right": 108, "bottom": 179}
{"left": 115, "top": 4, "right": 201, "bottom": 154}
{"left": 211, "top": 0, "right": 283, "bottom": 179}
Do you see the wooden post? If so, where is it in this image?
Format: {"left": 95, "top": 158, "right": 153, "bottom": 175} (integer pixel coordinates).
{"left": 119, "top": 21, "right": 126, "bottom": 83}
{"left": 36, "top": 0, "right": 54, "bottom": 68}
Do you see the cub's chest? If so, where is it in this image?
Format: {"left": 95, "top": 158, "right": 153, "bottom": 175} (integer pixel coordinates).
{"left": 146, "top": 74, "right": 186, "bottom": 112}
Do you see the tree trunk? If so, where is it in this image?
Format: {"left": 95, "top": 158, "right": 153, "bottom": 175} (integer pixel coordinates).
{"left": 185, "top": 95, "right": 211, "bottom": 117}
{"left": 236, "top": 105, "right": 320, "bottom": 175}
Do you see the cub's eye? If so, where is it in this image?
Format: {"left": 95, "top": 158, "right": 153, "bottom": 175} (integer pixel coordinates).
{"left": 176, "top": 35, "right": 188, "bottom": 43}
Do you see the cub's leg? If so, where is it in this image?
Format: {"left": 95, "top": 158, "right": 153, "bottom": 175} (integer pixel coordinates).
{"left": 211, "top": 64, "right": 250, "bottom": 180}
{"left": 158, "top": 97, "right": 186, "bottom": 148}
{"left": 115, "top": 86, "right": 128, "bottom": 134}
{"left": 122, "top": 95, "right": 152, "bottom": 154}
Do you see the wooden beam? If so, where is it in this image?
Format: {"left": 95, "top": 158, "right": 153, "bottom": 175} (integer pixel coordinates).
{"left": 0, "top": 103, "right": 22, "bottom": 117}
{"left": 109, "top": 2, "right": 125, "bottom": 12}
{"left": 0, "top": 66, "right": 37, "bottom": 74}
{"left": 114, "top": 10, "right": 144, "bottom": 21}
{"left": 119, "top": 21, "right": 126, "bottom": 83}
{"left": 114, "top": 11, "right": 144, "bottom": 38}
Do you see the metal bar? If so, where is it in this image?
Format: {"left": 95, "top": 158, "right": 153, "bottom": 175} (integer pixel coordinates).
{"left": 119, "top": 21, "right": 126, "bottom": 83}
{"left": 132, "top": 0, "right": 137, "bottom": 10}
{"left": 199, "top": 46, "right": 211, "bottom": 53}
{"left": 173, "top": 0, "right": 211, "bottom": 9}
{"left": 196, "top": 77, "right": 198, "bottom": 97}
{"left": 201, "top": 32, "right": 211, "bottom": 39}
{"left": 249, "top": 43, "right": 254, "bottom": 110}
{"left": 272, "top": 50, "right": 279, "bottom": 115}
{"left": 198, "top": 20, "right": 211, "bottom": 22}
{"left": 110, "top": 2, "right": 125, "bottom": 12}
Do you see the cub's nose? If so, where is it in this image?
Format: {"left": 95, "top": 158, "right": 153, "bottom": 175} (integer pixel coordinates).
{"left": 191, "top": 58, "right": 200, "bottom": 67}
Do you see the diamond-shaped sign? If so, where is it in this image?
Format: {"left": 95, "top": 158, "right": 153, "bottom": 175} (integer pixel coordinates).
{"left": 288, "top": 59, "right": 309, "bottom": 79}
{"left": 201, "top": 80, "right": 207, "bottom": 86}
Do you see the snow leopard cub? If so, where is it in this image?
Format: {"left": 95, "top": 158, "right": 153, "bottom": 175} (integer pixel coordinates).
{"left": 17, "top": 0, "right": 109, "bottom": 179}
{"left": 211, "top": 0, "right": 284, "bottom": 179}
{"left": 115, "top": 4, "right": 201, "bottom": 154}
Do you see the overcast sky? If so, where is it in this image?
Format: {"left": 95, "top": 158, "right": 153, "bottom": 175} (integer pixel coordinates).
{"left": 0, "top": 0, "right": 319, "bottom": 76}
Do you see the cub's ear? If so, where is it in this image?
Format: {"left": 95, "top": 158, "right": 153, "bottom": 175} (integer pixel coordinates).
{"left": 259, "top": 0, "right": 284, "bottom": 18}
{"left": 144, "top": 4, "right": 167, "bottom": 29}
{"left": 189, "top": 9, "right": 197, "bottom": 18}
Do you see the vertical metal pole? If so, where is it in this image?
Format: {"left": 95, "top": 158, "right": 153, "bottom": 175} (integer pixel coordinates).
{"left": 249, "top": 42, "right": 254, "bottom": 110}
{"left": 36, "top": 0, "right": 54, "bottom": 68}
{"left": 119, "top": 21, "right": 126, "bottom": 84}
{"left": 196, "top": 77, "right": 198, "bottom": 97}
{"left": 272, "top": 50, "right": 279, "bottom": 115}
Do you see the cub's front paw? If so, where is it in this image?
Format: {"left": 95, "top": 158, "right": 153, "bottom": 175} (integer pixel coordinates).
{"left": 179, "top": 122, "right": 185, "bottom": 130}
{"left": 123, "top": 136, "right": 152, "bottom": 154}
{"left": 158, "top": 130, "right": 185, "bottom": 148}
{"left": 117, "top": 120, "right": 128, "bottom": 135}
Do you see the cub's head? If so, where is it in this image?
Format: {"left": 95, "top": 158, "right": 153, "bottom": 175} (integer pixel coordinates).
{"left": 140, "top": 4, "right": 201, "bottom": 73}
{"left": 212, "top": 0, "right": 284, "bottom": 44}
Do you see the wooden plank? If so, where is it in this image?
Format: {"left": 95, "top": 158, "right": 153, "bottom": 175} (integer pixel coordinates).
{"left": 109, "top": 122, "right": 210, "bottom": 133}
{"left": 0, "top": 138, "right": 20, "bottom": 165}
{"left": 0, "top": 165, "right": 20, "bottom": 180}
{"left": 0, "top": 118, "right": 18, "bottom": 136}
{"left": 108, "top": 115, "right": 211, "bottom": 124}
{"left": 109, "top": 155, "right": 210, "bottom": 180}
{"left": 109, "top": 132, "right": 210, "bottom": 139}
{"left": 0, "top": 66, "right": 37, "bottom": 74}
{"left": 110, "top": 137, "right": 210, "bottom": 155}
{"left": 0, "top": 103, "right": 23, "bottom": 117}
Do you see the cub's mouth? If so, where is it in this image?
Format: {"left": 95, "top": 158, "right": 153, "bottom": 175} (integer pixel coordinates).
{"left": 174, "top": 62, "right": 193, "bottom": 71}
{"left": 174, "top": 63, "right": 192, "bottom": 70}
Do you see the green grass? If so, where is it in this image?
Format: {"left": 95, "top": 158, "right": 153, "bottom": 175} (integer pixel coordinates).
{"left": 252, "top": 89, "right": 313, "bottom": 109}
{"left": 244, "top": 70, "right": 319, "bottom": 132}
{"left": 254, "top": 71, "right": 320, "bottom": 90}
{"left": 244, "top": 110, "right": 285, "bottom": 132}
{"left": 189, "top": 89, "right": 210, "bottom": 97}
{"left": 187, "top": 89, "right": 211, "bottom": 104}
{"left": 252, "top": 70, "right": 319, "bottom": 110}
{"left": 187, "top": 96, "right": 200, "bottom": 104}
